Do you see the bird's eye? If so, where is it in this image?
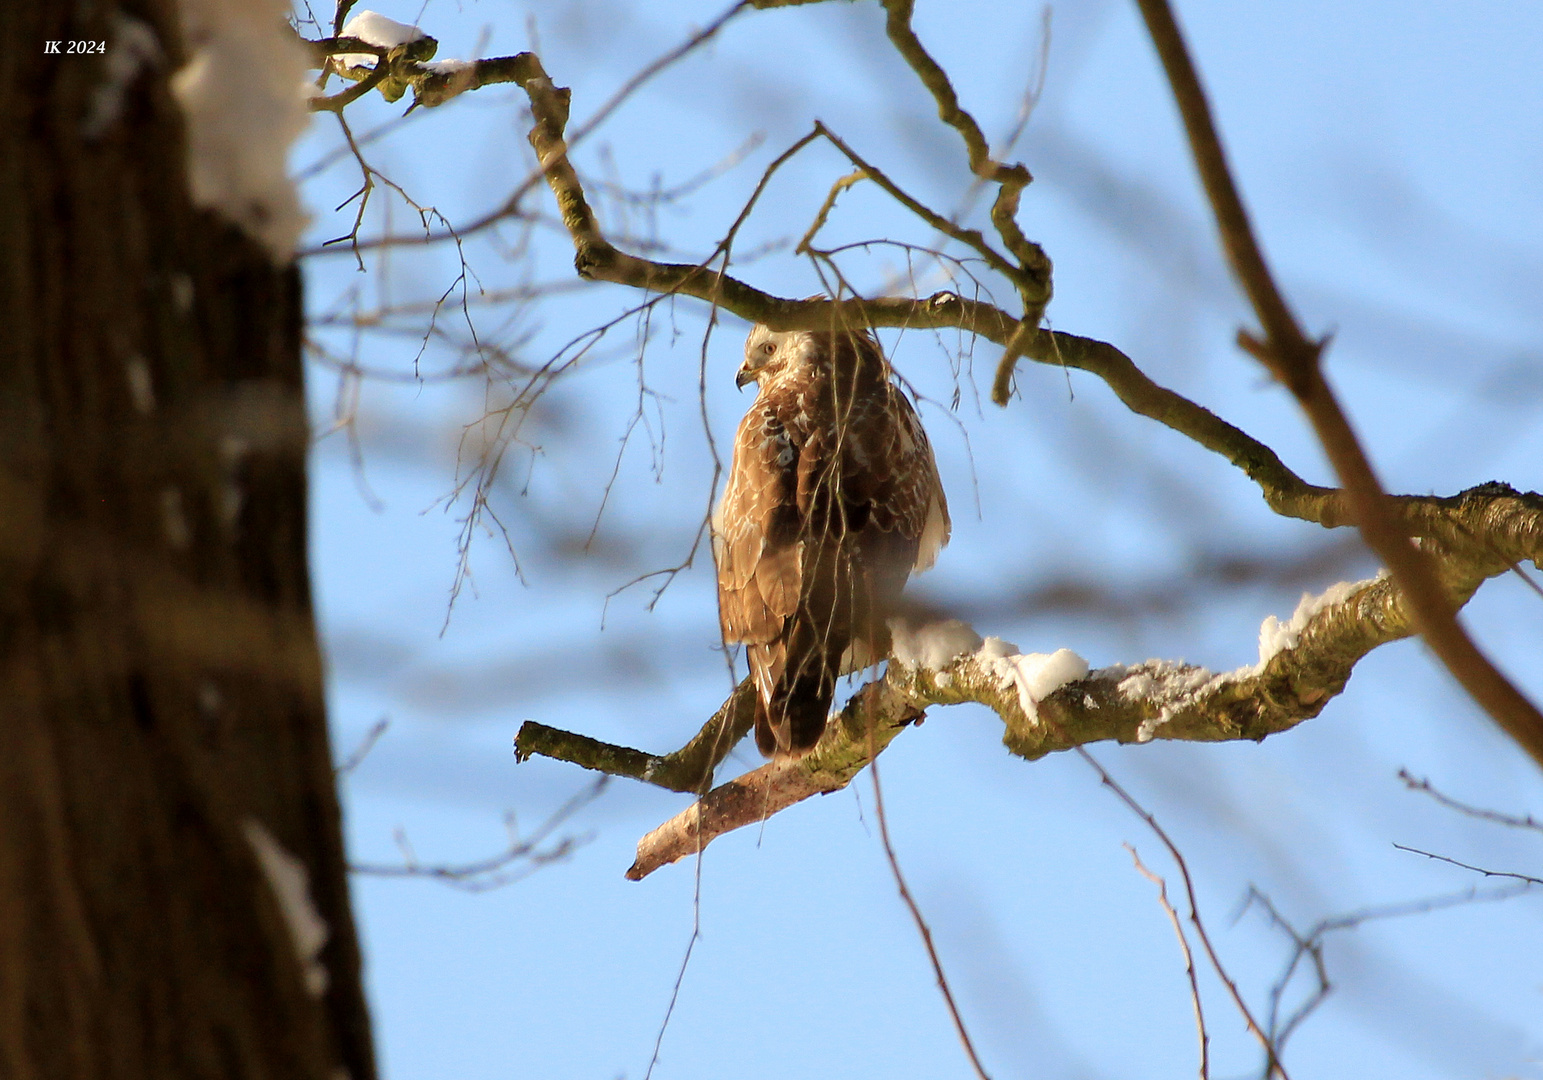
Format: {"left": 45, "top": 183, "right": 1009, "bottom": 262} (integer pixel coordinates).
{"left": 761, "top": 342, "right": 776, "bottom": 356}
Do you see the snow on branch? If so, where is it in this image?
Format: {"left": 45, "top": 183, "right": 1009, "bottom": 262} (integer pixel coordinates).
{"left": 435, "top": 20, "right": 1543, "bottom": 866}
{"left": 332, "top": 10, "right": 424, "bottom": 70}
{"left": 302, "top": 12, "right": 547, "bottom": 112}
{"left": 480, "top": 34, "right": 1543, "bottom": 871}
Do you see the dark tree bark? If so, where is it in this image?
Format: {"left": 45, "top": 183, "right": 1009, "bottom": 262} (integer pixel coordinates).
{"left": 0, "top": 4, "right": 375, "bottom": 1079}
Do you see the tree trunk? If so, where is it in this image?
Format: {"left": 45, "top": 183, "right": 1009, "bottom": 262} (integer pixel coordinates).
{"left": 0, "top": 4, "right": 376, "bottom": 1079}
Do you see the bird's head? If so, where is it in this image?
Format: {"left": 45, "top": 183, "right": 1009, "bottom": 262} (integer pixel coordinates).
{"left": 736, "top": 325, "right": 802, "bottom": 390}
{"left": 736, "top": 323, "right": 887, "bottom": 390}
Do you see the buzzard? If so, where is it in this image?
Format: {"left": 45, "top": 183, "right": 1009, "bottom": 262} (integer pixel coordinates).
{"left": 712, "top": 323, "right": 950, "bottom": 758}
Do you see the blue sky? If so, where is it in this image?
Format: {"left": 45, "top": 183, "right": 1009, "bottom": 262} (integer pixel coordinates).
{"left": 296, "top": 1, "right": 1543, "bottom": 1076}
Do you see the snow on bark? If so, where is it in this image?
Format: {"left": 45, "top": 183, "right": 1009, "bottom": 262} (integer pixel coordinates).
{"left": 1253, "top": 573, "right": 1385, "bottom": 670}
{"left": 417, "top": 59, "right": 476, "bottom": 75}
{"left": 977, "top": 638, "right": 1089, "bottom": 722}
{"left": 84, "top": 13, "right": 163, "bottom": 138}
{"left": 890, "top": 618, "right": 1088, "bottom": 722}
{"left": 170, "top": 0, "right": 311, "bottom": 260}
{"left": 1101, "top": 660, "right": 1219, "bottom": 742}
{"left": 335, "top": 10, "right": 426, "bottom": 70}
{"left": 243, "top": 819, "right": 330, "bottom": 997}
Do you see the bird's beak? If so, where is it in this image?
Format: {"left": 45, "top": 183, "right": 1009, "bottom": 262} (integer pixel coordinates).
{"left": 735, "top": 366, "right": 755, "bottom": 390}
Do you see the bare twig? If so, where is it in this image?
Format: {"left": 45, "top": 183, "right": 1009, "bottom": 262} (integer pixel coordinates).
{"left": 509, "top": 55, "right": 1543, "bottom": 547}
{"left": 1241, "top": 877, "right": 1535, "bottom": 1071}
{"left": 351, "top": 778, "right": 607, "bottom": 890}
{"left": 304, "top": 4, "right": 746, "bottom": 256}
{"left": 642, "top": 855, "right": 704, "bottom": 1080}
{"left": 1235, "top": 887, "right": 1328, "bottom": 1069}
{"left": 516, "top": 679, "right": 755, "bottom": 794}
{"left": 878, "top": 0, "right": 1049, "bottom": 301}
{"left": 335, "top": 716, "right": 389, "bottom": 776}
{"left": 813, "top": 123, "right": 1023, "bottom": 287}
{"left": 566, "top": 1, "right": 751, "bottom": 149}
{"left": 1391, "top": 844, "right": 1543, "bottom": 886}
{"left": 1127, "top": 845, "right": 1209, "bottom": 1080}
{"left": 1397, "top": 769, "right": 1543, "bottom": 833}
{"left": 870, "top": 757, "right": 994, "bottom": 1080}
{"left": 1080, "top": 750, "right": 1288, "bottom": 1079}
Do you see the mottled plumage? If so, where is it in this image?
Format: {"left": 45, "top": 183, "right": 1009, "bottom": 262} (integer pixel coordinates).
{"left": 712, "top": 324, "right": 950, "bottom": 757}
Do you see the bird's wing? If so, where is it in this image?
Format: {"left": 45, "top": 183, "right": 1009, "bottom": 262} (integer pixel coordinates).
{"left": 712, "top": 401, "right": 802, "bottom": 645}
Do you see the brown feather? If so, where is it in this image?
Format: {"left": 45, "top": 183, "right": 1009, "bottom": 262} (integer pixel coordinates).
{"left": 713, "top": 325, "right": 950, "bottom": 757}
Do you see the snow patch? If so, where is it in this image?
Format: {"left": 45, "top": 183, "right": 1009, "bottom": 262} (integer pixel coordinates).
{"left": 243, "top": 819, "right": 330, "bottom": 996}
{"left": 978, "top": 639, "right": 1088, "bottom": 722}
{"left": 335, "top": 11, "right": 426, "bottom": 69}
{"left": 1111, "top": 660, "right": 1217, "bottom": 742}
{"left": 84, "top": 13, "right": 163, "bottom": 138}
{"left": 171, "top": 0, "right": 312, "bottom": 260}
{"left": 159, "top": 487, "right": 190, "bottom": 549}
{"left": 887, "top": 619, "right": 1087, "bottom": 720}
{"left": 418, "top": 58, "right": 475, "bottom": 75}
{"left": 888, "top": 618, "right": 982, "bottom": 671}
{"left": 978, "top": 636, "right": 1018, "bottom": 661}
{"left": 1255, "top": 576, "right": 1377, "bottom": 669}
{"left": 125, "top": 356, "right": 155, "bottom": 414}
{"left": 1113, "top": 660, "right": 1214, "bottom": 706}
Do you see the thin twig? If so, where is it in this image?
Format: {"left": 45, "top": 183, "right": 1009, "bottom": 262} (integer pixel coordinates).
{"left": 1242, "top": 876, "right": 1534, "bottom": 1070}
{"left": 351, "top": 777, "right": 607, "bottom": 890}
{"left": 1397, "top": 769, "right": 1543, "bottom": 833}
{"left": 304, "top": 4, "right": 748, "bottom": 256}
{"left": 1127, "top": 845, "right": 1209, "bottom": 1079}
{"left": 813, "top": 123, "right": 1022, "bottom": 287}
{"left": 877, "top": 0, "right": 1049, "bottom": 299}
{"left": 869, "top": 756, "right": 993, "bottom": 1080}
{"left": 1236, "top": 887, "right": 1329, "bottom": 1072}
{"left": 335, "top": 716, "right": 389, "bottom": 776}
{"left": 642, "top": 849, "right": 703, "bottom": 1080}
{"left": 1391, "top": 844, "right": 1543, "bottom": 886}
{"left": 642, "top": 648, "right": 752, "bottom": 1079}
{"left": 1080, "top": 749, "right": 1289, "bottom": 1079}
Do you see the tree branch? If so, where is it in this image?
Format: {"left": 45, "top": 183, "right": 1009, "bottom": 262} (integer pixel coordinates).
{"left": 508, "top": 56, "right": 1348, "bottom": 530}
{"left": 612, "top": 491, "right": 1543, "bottom": 877}
{"left": 875, "top": 0, "right": 1051, "bottom": 401}
{"left": 626, "top": 678, "right": 925, "bottom": 879}
{"left": 877, "top": 0, "right": 1049, "bottom": 301}
{"left": 1135, "top": 0, "right": 1543, "bottom": 767}
{"left": 302, "top": 24, "right": 550, "bottom": 112}
{"left": 515, "top": 678, "right": 755, "bottom": 795}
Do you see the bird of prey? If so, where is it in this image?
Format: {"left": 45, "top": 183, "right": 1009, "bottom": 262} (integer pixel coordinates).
{"left": 712, "top": 323, "right": 950, "bottom": 757}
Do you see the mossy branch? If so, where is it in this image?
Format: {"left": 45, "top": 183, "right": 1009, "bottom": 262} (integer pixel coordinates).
{"left": 303, "top": 31, "right": 547, "bottom": 111}
{"left": 515, "top": 679, "right": 755, "bottom": 795}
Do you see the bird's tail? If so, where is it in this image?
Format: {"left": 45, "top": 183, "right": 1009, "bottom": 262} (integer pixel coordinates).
{"left": 753, "top": 631, "right": 841, "bottom": 758}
